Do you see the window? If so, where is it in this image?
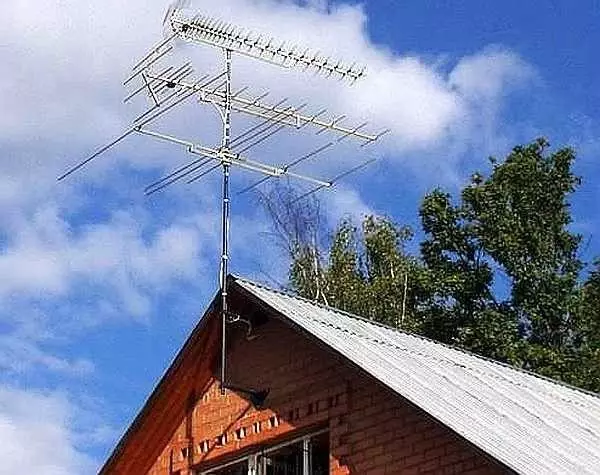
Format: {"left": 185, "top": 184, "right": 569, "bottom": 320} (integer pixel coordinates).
{"left": 200, "top": 430, "right": 329, "bottom": 475}
{"left": 206, "top": 460, "right": 248, "bottom": 475}
{"left": 263, "top": 431, "right": 328, "bottom": 475}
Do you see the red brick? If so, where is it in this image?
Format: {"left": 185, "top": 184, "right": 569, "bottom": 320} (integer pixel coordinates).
{"left": 129, "top": 317, "right": 507, "bottom": 475}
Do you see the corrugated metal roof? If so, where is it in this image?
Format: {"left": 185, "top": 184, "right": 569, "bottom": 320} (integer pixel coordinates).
{"left": 234, "top": 276, "right": 600, "bottom": 475}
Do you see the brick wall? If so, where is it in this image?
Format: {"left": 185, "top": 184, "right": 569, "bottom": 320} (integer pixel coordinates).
{"left": 147, "top": 314, "right": 509, "bottom": 475}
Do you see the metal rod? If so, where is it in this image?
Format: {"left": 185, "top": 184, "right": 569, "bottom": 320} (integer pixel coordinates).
{"left": 186, "top": 162, "right": 221, "bottom": 184}
{"left": 220, "top": 48, "right": 232, "bottom": 395}
{"left": 337, "top": 122, "right": 368, "bottom": 142}
{"left": 283, "top": 169, "right": 331, "bottom": 186}
{"left": 144, "top": 157, "right": 208, "bottom": 192}
{"left": 124, "top": 65, "right": 174, "bottom": 103}
{"left": 236, "top": 175, "right": 270, "bottom": 195}
{"left": 229, "top": 98, "right": 289, "bottom": 146}
{"left": 145, "top": 158, "right": 213, "bottom": 195}
{"left": 235, "top": 141, "right": 334, "bottom": 195}
{"left": 218, "top": 154, "right": 330, "bottom": 185}
{"left": 132, "top": 93, "right": 171, "bottom": 124}
{"left": 285, "top": 141, "right": 334, "bottom": 169}
{"left": 291, "top": 183, "right": 329, "bottom": 203}
{"left": 223, "top": 158, "right": 281, "bottom": 177}
{"left": 315, "top": 115, "right": 346, "bottom": 135}
{"left": 360, "top": 128, "right": 391, "bottom": 147}
{"left": 135, "top": 127, "right": 193, "bottom": 148}
{"left": 57, "top": 128, "right": 136, "bottom": 181}
{"left": 234, "top": 124, "right": 286, "bottom": 154}
{"left": 131, "top": 31, "right": 178, "bottom": 72}
{"left": 232, "top": 103, "right": 308, "bottom": 152}
{"left": 330, "top": 157, "right": 378, "bottom": 182}
{"left": 123, "top": 45, "right": 174, "bottom": 86}
{"left": 289, "top": 157, "right": 376, "bottom": 204}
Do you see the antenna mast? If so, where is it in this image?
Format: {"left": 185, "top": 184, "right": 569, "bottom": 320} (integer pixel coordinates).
{"left": 58, "top": 8, "right": 388, "bottom": 395}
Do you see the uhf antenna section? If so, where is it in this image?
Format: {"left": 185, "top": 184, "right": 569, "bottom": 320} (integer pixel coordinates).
{"left": 169, "top": 11, "right": 367, "bottom": 82}
{"left": 58, "top": 8, "right": 388, "bottom": 397}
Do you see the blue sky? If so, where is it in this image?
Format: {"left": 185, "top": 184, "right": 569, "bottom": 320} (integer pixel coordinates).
{"left": 1, "top": 0, "right": 600, "bottom": 472}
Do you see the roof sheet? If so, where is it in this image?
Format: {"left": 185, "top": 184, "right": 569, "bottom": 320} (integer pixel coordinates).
{"left": 235, "top": 277, "right": 600, "bottom": 475}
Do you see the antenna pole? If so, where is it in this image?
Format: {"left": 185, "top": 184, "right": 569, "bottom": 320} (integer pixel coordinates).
{"left": 220, "top": 48, "right": 233, "bottom": 394}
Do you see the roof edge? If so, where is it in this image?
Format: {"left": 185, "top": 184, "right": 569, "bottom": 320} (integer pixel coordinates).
{"left": 230, "top": 274, "right": 600, "bottom": 400}
{"left": 98, "top": 290, "right": 221, "bottom": 474}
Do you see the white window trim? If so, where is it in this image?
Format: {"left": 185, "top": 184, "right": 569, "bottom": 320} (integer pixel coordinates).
{"left": 198, "top": 428, "right": 328, "bottom": 475}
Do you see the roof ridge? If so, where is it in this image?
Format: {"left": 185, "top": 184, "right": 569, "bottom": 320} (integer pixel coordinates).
{"left": 230, "top": 273, "right": 600, "bottom": 400}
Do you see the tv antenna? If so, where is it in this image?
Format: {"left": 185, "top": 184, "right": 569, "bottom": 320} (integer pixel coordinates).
{"left": 58, "top": 7, "right": 389, "bottom": 396}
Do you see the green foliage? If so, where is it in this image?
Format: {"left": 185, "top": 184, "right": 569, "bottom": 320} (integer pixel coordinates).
{"left": 418, "top": 189, "right": 501, "bottom": 348}
{"left": 571, "top": 260, "right": 600, "bottom": 392}
{"left": 463, "top": 138, "right": 583, "bottom": 349}
{"left": 311, "top": 216, "right": 421, "bottom": 329}
{"left": 282, "top": 138, "right": 600, "bottom": 392}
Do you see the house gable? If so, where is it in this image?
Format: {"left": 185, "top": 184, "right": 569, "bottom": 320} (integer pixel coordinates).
{"left": 103, "top": 281, "right": 507, "bottom": 474}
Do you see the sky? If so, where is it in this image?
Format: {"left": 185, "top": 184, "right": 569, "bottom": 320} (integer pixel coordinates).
{"left": 1, "top": 0, "right": 600, "bottom": 472}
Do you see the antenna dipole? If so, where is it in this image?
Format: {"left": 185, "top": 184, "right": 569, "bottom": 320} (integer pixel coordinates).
{"left": 58, "top": 7, "right": 389, "bottom": 396}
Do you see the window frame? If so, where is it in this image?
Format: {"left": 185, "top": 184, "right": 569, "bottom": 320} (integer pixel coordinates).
{"left": 197, "top": 428, "right": 328, "bottom": 475}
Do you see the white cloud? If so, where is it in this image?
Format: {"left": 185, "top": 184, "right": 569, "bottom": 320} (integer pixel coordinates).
{"left": 0, "top": 386, "right": 96, "bottom": 475}
{"left": 450, "top": 46, "right": 535, "bottom": 102}
{"left": 0, "top": 333, "right": 94, "bottom": 377}
{"left": 0, "top": 205, "right": 207, "bottom": 313}
{"left": 325, "top": 184, "right": 374, "bottom": 223}
{"left": 1, "top": 0, "right": 535, "bottom": 171}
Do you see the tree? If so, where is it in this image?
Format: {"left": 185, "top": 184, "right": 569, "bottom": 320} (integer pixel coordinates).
{"left": 463, "top": 139, "right": 582, "bottom": 351}
{"left": 570, "top": 261, "right": 600, "bottom": 392}
{"left": 268, "top": 139, "right": 599, "bottom": 392}
{"left": 418, "top": 189, "right": 505, "bottom": 352}
{"left": 416, "top": 139, "right": 584, "bottom": 368}
{"left": 290, "top": 215, "right": 421, "bottom": 329}
{"left": 259, "top": 183, "right": 329, "bottom": 303}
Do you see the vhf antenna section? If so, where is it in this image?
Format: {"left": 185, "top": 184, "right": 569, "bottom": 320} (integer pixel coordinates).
{"left": 58, "top": 7, "right": 389, "bottom": 399}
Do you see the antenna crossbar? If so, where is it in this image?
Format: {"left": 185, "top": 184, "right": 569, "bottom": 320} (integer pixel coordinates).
{"left": 135, "top": 127, "right": 331, "bottom": 191}
{"left": 144, "top": 72, "right": 383, "bottom": 143}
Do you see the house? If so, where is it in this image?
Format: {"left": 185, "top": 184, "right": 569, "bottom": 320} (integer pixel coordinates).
{"left": 100, "top": 275, "right": 600, "bottom": 474}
